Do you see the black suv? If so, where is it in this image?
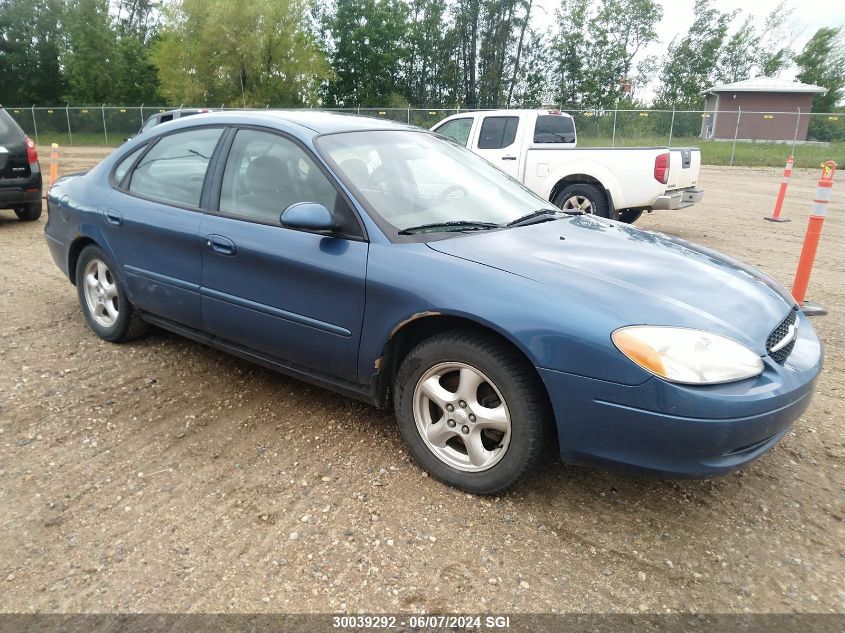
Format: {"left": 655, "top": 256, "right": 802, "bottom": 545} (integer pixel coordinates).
{"left": 0, "top": 107, "right": 42, "bottom": 221}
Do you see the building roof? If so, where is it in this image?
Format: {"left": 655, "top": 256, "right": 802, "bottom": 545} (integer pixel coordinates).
{"left": 701, "top": 77, "right": 827, "bottom": 96}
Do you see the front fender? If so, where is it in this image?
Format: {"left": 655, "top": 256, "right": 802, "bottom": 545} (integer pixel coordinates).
{"left": 358, "top": 242, "right": 651, "bottom": 387}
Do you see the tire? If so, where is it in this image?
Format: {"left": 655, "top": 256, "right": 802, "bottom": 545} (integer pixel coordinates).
{"left": 394, "top": 329, "right": 552, "bottom": 494}
{"left": 553, "top": 183, "right": 615, "bottom": 220}
{"left": 618, "top": 209, "right": 643, "bottom": 224}
{"left": 75, "top": 244, "right": 148, "bottom": 342}
{"left": 14, "top": 202, "right": 42, "bottom": 222}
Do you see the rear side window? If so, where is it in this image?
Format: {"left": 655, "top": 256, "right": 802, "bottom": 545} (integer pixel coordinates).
{"left": 434, "top": 118, "right": 473, "bottom": 146}
{"left": 534, "top": 115, "right": 576, "bottom": 143}
{"left": 128, "top": 127, "right": 223, "bottom": 207}
{"left": 113, "top": 145, "right": 146, "bottom": 187}
{"left": 0, "top": 109, "right": 24, "bottom": 142}
{"left": 477, "top": 116, "right": 518, "bottom": 149}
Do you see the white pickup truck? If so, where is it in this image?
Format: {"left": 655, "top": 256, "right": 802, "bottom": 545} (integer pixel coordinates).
{"left": 431, "top": 109, "right": 703, "bottom": 223}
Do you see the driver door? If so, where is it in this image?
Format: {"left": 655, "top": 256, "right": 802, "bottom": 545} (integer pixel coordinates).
{"left": 199, "top": 128, "right": 368, "bottom": 382}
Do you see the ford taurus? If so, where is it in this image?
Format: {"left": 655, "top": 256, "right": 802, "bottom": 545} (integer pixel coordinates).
{"left": 44, "top": 111, "right": 823, "bottom": 493}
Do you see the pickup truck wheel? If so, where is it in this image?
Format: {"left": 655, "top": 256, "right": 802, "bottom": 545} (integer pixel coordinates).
{"left": 14, "top": 202, "right": 42, "bottom": 222}
{"left": 553, "top": 183, "right": 614, "bottom": 220}
{"left": 618, "top": 209, "right": 643, "bottom": 224}
{"left": 394, "top": 329, "right": 551, "bottom": 494}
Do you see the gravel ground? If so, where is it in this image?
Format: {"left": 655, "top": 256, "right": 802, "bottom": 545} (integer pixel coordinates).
{"left": 0, "top": 147, "right": 843, "bottom": 614}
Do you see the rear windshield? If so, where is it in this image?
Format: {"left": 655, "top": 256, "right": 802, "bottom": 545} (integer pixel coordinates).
{"left": 533, "top": 115, "right": 575, "bottom": 143}
{"left": 0, "top": 109, "right": 24, "bottom": 142}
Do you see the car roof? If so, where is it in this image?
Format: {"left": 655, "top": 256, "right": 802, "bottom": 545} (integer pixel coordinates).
{"left": 163, "top": 109, "right": 418, "bottom": 136}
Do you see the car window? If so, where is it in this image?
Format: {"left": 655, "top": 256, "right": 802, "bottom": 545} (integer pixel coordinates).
{"left": 0, "top": 109, "right": 23, "bottom": 142}
{"left": 434, "top": 118, "right": 473, "bottom": 146}
{"left": 477, "top": 116, "right": 518, "bottom": 149}
{"left": 113, "top": 145, "right": 146, "bottom": 186}
{"left": 533, "top": 115, "right": 576, "bottom": 143}
{"left": 219, "top": 129, "right": 359, "bottom": 236}
{"left": 141, "top": 117, "right": 159, "bottom": 132}
{"left": 128, "top": 127, "right": 223, "bottom": 207}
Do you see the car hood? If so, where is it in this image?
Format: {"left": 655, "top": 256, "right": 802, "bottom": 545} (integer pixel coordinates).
{"left": 426, "top": 215, "right": 796, "bottom": 353}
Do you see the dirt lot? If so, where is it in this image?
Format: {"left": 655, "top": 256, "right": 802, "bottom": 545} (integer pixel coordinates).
{"left": 0, "top": 147, "right": 843, "bottom": 614}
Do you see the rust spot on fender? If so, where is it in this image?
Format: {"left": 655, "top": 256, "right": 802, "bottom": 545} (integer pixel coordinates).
{"left": 374, "top": 311, "right": 442, "bottom": 369}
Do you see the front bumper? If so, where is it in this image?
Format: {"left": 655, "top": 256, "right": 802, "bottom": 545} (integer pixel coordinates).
{"left": 652, "top": 187, "right": 704, "bottom": 210}
{"left": 539, "top": 312, "right": 822, "bottom": 477}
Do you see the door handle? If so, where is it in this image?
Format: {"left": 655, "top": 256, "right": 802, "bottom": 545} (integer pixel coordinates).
{"left": 104, "top": 208, "right": 124, "bottom": 226}
{"left": 501, "top": 155, "right": 517, "bottom": 161}
{"left": 206, "top": 234, "right": 236, "bottom": 256}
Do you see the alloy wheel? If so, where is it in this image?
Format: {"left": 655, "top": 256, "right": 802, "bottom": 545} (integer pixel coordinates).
{"left": 412, "top": 362, "right": 512, "bottom": 472}
{"left": 82, "top": 258, "right": 119, "bottom": 328}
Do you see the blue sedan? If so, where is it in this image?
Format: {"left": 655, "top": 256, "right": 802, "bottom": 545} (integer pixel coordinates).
{"left": 44, "top": 111, "right": 823, "bottom": 493}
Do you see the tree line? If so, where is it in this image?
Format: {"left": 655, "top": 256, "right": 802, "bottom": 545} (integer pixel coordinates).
{"left": 1, "top": 0, "right": 843, "bottom": 115}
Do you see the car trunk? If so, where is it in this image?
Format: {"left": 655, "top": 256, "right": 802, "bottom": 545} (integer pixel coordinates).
{"left": 0, "top": 111, "right": 32, "bottom": 182}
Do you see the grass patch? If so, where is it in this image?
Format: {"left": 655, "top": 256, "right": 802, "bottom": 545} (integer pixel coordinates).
{"left": 578, "top": 135, "right": 844, "bottom": 168}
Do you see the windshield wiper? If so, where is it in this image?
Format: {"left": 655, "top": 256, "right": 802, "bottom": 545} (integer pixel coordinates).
{"left": 506, "top": 208, "right": 565, "bottom": 227}
{"left": 507, "top": 207, "right": 586, "bottom": 228}
{"left": 398, "top": 221, "right": 500, "bottom": 235}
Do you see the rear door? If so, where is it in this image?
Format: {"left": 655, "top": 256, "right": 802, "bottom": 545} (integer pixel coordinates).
{"left": 472, "top": 114, "right": 522, "bottom": 179}
{"left": 0, "top": 109, "right": 31, "bottom": 182}
{"left": 105, "top": 126, "right": 226, "bottom": 329}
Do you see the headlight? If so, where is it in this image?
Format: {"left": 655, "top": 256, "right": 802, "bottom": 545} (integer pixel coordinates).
{"left": 612, "top": 326, "right": 764, "bottom": 385}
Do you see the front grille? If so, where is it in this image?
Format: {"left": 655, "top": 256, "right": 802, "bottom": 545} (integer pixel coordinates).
{"left": 766, "top": 309, "right": 798, "bottom": 364}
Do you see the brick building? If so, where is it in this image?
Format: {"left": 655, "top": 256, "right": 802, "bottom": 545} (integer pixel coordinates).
{"left": 700, "top": 77, "right": 826, "bottom": 141}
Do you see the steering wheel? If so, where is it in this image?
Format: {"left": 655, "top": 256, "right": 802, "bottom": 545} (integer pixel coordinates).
{"left": 436, "top": 184, "right": 469, "bottom": 203}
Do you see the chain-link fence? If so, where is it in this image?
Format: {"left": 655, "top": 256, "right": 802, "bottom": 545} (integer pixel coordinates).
{"left": 4, "top": 105, "right": 843, "bottom": 168}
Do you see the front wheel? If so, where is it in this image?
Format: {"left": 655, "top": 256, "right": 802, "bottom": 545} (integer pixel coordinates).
{"left": 394, "top": 330, "right": 551, "bottom": 494}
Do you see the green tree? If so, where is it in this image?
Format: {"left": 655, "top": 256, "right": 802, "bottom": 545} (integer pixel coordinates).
{"left": 61, "top": 0, "right": 118, "bottom": 103}
{"left": 324, "top": 0, "right": 408, "bottom": 106}
{"left": 153, "top": 0, "right": 329, "bottom": 106}
{"left": 552, "top": 0, "right": 661, "bottom": 109}
{"left": 795, "top": 27, "right": 845, "bottom": 113}
{"left": 0, "top": 0, "right": 65, "bottom": 105}
{"left": 654, "top": 0, "right": 733, "bottom": 109}
{"left": 404, "top": 0, "right": 450, "bottom": 105}
{"left": 795, "top": 27, "right": 845, "bottom": 141}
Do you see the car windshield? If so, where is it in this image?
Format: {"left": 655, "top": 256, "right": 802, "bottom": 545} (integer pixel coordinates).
{"left": 316, "top": 130, "right": 552, "bottom": 234}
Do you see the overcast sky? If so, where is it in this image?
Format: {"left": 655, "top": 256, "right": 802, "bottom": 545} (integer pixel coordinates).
{"left": 533, "top": 0, "right": 845, "bottom": 102}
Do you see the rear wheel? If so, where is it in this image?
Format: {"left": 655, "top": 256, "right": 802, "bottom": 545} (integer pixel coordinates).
{"left": 75, "top": 245, "right": 148, "bottom": 342}
{"left": 14, "top": 202, "right": 42, "bottom": 221}
{"left": 552, "top": 183, "right": 615, "bottom": 220}
{"left": 394, "top": 329, "right": 551, "bottom": 494}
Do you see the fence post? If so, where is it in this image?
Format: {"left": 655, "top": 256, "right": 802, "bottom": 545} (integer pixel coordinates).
{"left": 31, "top": 106, "right": 39, "bottom": 145}
{"left": 612, "top": 105, "right": 618, "bottom": 147}
{"left": 140, "top": 103, "right": 145, "bottom": 128}
{"left": 792, "top": 107, "right": 801, "bottom": 157}
{"left": 730, "top": 107, "right": 741, "bottom": 167}
{"left": 407, "top": 105, "right": 411, "bottom": 124}
{"left": 102, "top": 104, "right": 108, "bottom": 145}
{"left": 65, "top": 104, "right": 73, "bottom": 146}
{"left": 668, "top": 107, "right": 676, "bottom": 148}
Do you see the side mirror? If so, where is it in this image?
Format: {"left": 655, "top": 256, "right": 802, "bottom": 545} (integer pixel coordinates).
{"left": 281, "top": 202, "right": 336, "bottom": 232}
